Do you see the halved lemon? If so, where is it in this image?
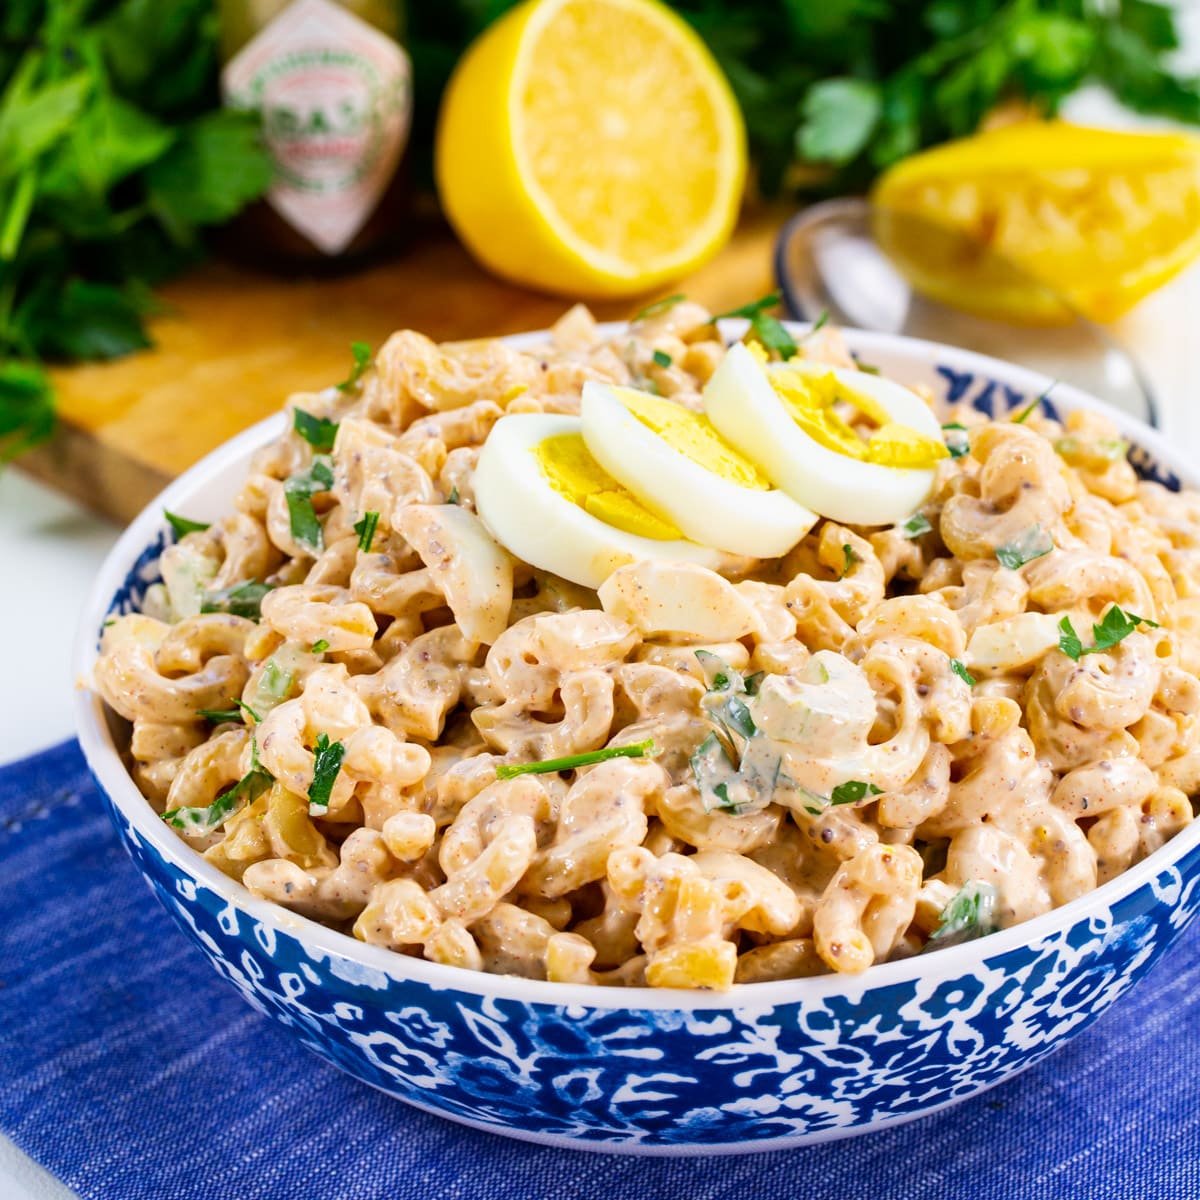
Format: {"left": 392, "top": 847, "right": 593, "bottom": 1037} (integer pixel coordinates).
{"left": 872, "top": 121, "right": 1200, "bottom": 325}
{"left": 435, "top": 0, "right": 746, "bottom": 298}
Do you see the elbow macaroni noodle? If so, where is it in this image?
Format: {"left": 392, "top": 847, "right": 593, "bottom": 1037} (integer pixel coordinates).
{"left": 94, "top": 305, "right": 1199, "bottom": 989}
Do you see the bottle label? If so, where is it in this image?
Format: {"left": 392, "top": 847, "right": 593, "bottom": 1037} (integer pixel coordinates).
{"left": 222, "top": 0, "right": 412, "bottom": 255}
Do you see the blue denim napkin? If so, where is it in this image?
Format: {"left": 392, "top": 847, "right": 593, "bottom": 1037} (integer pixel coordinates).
{"left": 1, "top": 739, "right": 1198, "bottom": 1200}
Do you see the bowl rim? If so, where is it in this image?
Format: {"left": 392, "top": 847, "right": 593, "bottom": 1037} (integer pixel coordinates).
{"left": 73, "top": 321, "right": 1200, "bottom": 1012}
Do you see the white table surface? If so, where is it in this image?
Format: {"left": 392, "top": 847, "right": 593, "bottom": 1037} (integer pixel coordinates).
{"left": 6, "top": 64, "right": 1200, "bottom": 1196}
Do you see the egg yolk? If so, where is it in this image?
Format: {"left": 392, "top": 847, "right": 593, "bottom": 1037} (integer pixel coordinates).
{"left": 533, "top": 433, "right": 682, "bottom": 540}
{"left": 770, "top": 366, "right": 948, "bottom": 468}
{"left": 616, "top": 387, "right": 772, "bottom": 490}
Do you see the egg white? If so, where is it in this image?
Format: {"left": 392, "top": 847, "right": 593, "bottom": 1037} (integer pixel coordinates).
{"left": 703, "top": 342, "right": 942, "bottom": 526}
{"left": 580, "top": 381, "right": 817, "bottom": 558}
{"left": 473, "top": 413, "right": 726, "bottom": 590}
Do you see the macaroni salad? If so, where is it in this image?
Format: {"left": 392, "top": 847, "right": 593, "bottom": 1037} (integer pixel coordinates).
{"left": 93, "top": 302, "right": 1200, "bottom": 989}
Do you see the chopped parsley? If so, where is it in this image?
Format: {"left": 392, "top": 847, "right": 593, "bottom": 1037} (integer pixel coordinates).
{"left": 292, "top": 407, "right": 339, "bottom": 452}
{"left": 496, "top": 739, "right": 656, "bottom": 780}
{"left": 447, "top": 485, "right": 460, "bottom": 505}
{"left": 311, "top": 639, "right": 330, "bottom": 654}
{"left": 354, "top": 510, "right": 380, "bottom": 553}
{"left": 942, "top": 422, "right": 970, "bottom": 459}
{"left": 308, "top": 732, "right": 346, "bottom": 812}
{"left": 164, "top": 510, "right": 210, "bottom": 539}
{"left": 995, "top": 524, "right": 1053, "bottom": 570}
{"left": 690, "top": 733, "right": 742, "bottom": 813}
{"left": 336, "top": 341, "right": 372, "bottom": 393}
{"left": 950, "top": 658, "right": 977, "bottom": 686}
{"left": 652, "top": 349, "right": 673, "bottom": 368}
{"left": 284, "top": 455, "right": 334, "bottom": 555}
{"left": 197, "top": 699, "right": 261, "bottom": 725}
{"left": 633, "top": 293, "right": 684, "bottom": 321}
{"left": 1011, "top": 382, "right": 1056, "bottom": 424}
{"left": 829, "top": 780, "right": 882, "bottom": 806}
{"left": 162, "top": 741, "right": 272, "bottom": 835}
{"left": 901, "top": 512, "right": 933, "bottom": 539}
{"left": 841, "top": 543, "right": 859, "bottom": 577}
{"left": 1057, "top": 606, "right": 1159, "bottom": 662}
{"left": 925, "top": 881, "right": 998, "bottom": 950}
{"left": 716, "top": 293, "right": 798, "bottom": 361}
{"left": 200, "top": 580, "right": 273, "bottom": 621}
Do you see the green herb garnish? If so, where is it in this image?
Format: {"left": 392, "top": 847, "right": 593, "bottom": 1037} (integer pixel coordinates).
{"left": 901, "top": 512, "right": 933, "bottom": 539}
{"left": 995, "top": 525, "right": 1053, "bottom": 570}
{"left": 942, "top": 423, "right": 970, "bottom": 459}
{"left": 830, "top": 780, "right": 883, "bottom": 806}
{"left": 652, "top": 349, "right": 672, "bottom": 368}
{"left": 1057, "top": 606, "right": 1160, "bottom": 662}
{"left": 925, "top": 881, "right": 998, "bottom": 950}
{"left": 292, "top": 408, "right": 339, "bottom": 453}
{"left": 163, "top": 741, "right": 273, "bottom": 836}
{"left": 354, "top": 510, "right": 380, "bottom": 553}
{"left": 284, "top": 456, "right": 334, "bottom": 554}
{"left": 633, "top": 294, "right": 685, "bottom": 322}
{"left": 200, "top": 580, "right": 273, "bottom": 621}
{"left": 447, "top": 485, "right": 460, "bottom": 505}
{"left": 716, "top": 293, "right": 797, "bottom": 361}
{"left": 1054, "top": 435, "right": 1129, "bottom": 462}
{"left": 336, "top": 342, "right": 372, "bottom": 393}
{"left": 311, "top": 639, "right": 330, "bottom": 654}
{"left": 307, "top": 732, "right": 346, "bottom": 812}
{"left": 197, "top": 699, "right": 261, "bottom": 725}
{"left": 841, "top": 543, "right": 859, "bottom": 577}
{"left": 1012, "top": 382, "right": 1057, "bottom": 425}
{"left": 496, "top": 739, "right": 656, "bottom": 780}
{"left": 164, "top": 510, "right": 210, "bottom": 538}
{"left": 950, "top": 658, "right": 977, "bottom": 686}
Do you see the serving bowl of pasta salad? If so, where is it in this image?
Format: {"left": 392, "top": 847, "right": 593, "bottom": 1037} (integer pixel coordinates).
{"left": 76, "top": 303, "right": 1200, "bottom": 1153}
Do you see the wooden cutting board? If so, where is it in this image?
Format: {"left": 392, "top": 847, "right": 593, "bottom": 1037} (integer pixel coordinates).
{"left": 18, "top": 208, "right": 784, "bottom": 525}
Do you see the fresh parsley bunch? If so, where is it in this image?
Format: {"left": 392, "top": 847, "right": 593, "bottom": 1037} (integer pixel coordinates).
{"left": 0, "top": 0, "right": 272, "bottom": 459}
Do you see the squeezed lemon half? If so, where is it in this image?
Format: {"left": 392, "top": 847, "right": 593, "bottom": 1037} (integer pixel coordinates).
{"left": 872, "top": 121, "right": 1200, "bottom": 325}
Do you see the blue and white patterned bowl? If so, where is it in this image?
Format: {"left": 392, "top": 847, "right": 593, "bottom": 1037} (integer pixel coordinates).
{"left": 74, "top": 326, "right": 1200, "bottom": 1154}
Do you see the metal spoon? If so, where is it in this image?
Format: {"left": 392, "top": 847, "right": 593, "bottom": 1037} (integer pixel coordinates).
{"left": 774, "top": 197, "right": 1158, "bottom": 426}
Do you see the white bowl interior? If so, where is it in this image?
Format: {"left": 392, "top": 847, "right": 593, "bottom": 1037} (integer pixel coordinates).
{"left": 72, "top": 323, "right": 1200, "bottom": 1011}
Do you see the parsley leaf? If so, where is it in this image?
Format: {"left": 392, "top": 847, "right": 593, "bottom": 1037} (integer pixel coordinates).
{"left": 652, "top": 349, "right": 672, "bottom": 368}
{"left": 197, "top": 699, "right": 261, "bottom": 725}
{"left": 841, "top": 543, "right": 859, "bottom": 577}
{"left": 164, "top": 510, "right": 210, "bottom": 538}
{"left": 163, "top": 741, "right": 273, "bottom": 836}
{"left": 925, "top": 881, "right": 998, "bottom": 950}
{"left": 716, "top": 293, "right": 798, "bottom": 361}
{"left": 336, "top": 341, "right": 372, "bottom": 392}
{"left": 797, "top": 78, "right": 882, "bottom": 164}
{"left": 950, "top": 658, "right": 977, "bottom": 686}
{"left": 901, "top": 512, "right": 933, "bottom": 538}
{"left": 200, "top": 580, "right": 273, "bottom": 621}
{"left": 497, "top": 739, "right": 656, "bottom": 780}
{"left": 447, "top": 485, "right": 460, "bottom": 505}
{"left": 995, "top": 525, "right": 1053, "bottom": 570}
{"left": 1058, "top": 606, "right": 1159, "bottom": 661}
{"left": 942, "top": 422, "right": 970, "bottom": 459}
{"left": 633, "top": 294, "right": 684, "bottom": 321}
{"left": 354, "top": 510, "right": 380, "bottom": 553}
{"left": 308, "top": 732, "right": 346, "bottom": 813}
{"left": 830, "top": 780, "right": 883, "bottom": 806}
{"left": 284, "top": 456, "right": 335, "bottom": 554}
{"left": 293, "top": 408, "right": 339, "bottom": 453}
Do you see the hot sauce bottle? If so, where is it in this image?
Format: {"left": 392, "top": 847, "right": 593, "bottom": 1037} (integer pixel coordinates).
{"left": 219, "top": 0, "right": 412, "bottom": 267}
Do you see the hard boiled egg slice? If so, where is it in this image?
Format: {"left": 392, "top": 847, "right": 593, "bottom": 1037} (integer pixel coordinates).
{"left": 580, "top": 381, "right": 817, "bottom": 558}
{"left": 704, "top": 342, "right": 948, "bottom": 526}
{"left": 473, "top": 413, "right": 725, "bottom": 590}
